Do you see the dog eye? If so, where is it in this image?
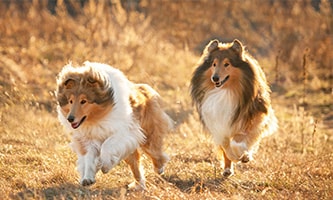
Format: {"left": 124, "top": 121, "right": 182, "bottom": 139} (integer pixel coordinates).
{"left": 69, "top": 100, "right": 73, "bottom": 104}
{"left": 213, "top": 63, "right": 216, "bottom": 67}
{"left": 224, "top": 63, "right": 229, "bottom": 67}
{"left": 80, "top": 100, "right": 87, "bottom": 104}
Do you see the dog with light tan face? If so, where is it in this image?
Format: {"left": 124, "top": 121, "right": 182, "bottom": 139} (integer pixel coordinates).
{"left": 56, "top": 61, "right": 172, "bottom": 190}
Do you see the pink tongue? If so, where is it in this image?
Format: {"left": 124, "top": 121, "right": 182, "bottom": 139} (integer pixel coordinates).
{"left": 71, "top": 122, "right": 79, "bottom": 129}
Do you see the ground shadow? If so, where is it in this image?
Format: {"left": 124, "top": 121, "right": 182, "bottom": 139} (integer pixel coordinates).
{"left": 11, "top": 183, "right": 123, "bottom": 200}
{"left": 164, "top": 174, "right": 229, "bottom": 194}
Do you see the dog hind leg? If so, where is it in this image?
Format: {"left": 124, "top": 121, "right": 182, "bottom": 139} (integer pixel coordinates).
{"left": 142, "top": 145, "right": 169, "bottom": 175}
{"left": 125, "top": 150, "right": 146, "bottom": 190}
{"left": 141, "top": 112, "right": 170, "bottom": 175}
{"left": 140, "top": 97, "right": 171, "bottom": 175}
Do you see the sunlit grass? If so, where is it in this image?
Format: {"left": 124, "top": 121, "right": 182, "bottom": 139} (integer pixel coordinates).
{"left": 0, "top": 0, "right": 332, "bottom": 199}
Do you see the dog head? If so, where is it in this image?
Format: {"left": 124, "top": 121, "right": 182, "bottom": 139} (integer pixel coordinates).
{"left": 204, "top": 39, "right": 252, "bottom": 88}
{"left": 56, "top": 64, "right": 114, "bottom": 129}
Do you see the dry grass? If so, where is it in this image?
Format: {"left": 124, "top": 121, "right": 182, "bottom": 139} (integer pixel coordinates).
{"left": 0, "top": 0, "right": 332, "bottom": 199}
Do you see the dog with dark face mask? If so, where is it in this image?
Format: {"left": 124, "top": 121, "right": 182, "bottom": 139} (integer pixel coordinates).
{"left": 190, "top": 39, "right": 278, "bottom": 177}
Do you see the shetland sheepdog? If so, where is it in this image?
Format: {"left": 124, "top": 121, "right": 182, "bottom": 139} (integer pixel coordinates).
{"left": 56, "top": 61, "right": 172, "bottom": 189}
{"left": 190, "top": 39, "right": 278, "bottom": 177}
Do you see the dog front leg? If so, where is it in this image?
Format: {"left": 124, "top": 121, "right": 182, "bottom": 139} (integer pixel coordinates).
{"left": 217, "top": 145, "right": 234, "bottom": 177}
{"left": 230, "top": 139, "right": 251, "bottom": 163}
{"left": 100, "top": 133, "right": 141, "bottom": 174}
{"left": 220, "top": 137, "right": 240, "bottom": 162}
{"left": 78, "top": 147, "right": 100, "bottom": 186}
{"left": 231, "top": 131, "right": 261, "bottom": 163}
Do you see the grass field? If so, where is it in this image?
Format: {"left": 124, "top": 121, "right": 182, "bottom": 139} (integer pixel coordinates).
{"left": 0, "top": 1, "right": 332, "bottom": 199}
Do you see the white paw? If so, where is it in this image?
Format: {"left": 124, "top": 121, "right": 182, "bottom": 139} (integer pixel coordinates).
{"left": 127, "top": 180, "right": 146, "bottom": 191}
{"left": 154, "top": 153, "right": 169, "bottom": 175}
{"left": 222, "top": 168, "right": 234, "bottom": 177}
{"left": 240, "top": 151, "right": 252, "bottom": 163}
{"left": 155, "top": 164, "right": 166, "bottom": 175}
{"left": 100, "top": 155, "right": 120, "bottom": 174}
{"left": 101, "top": 165, "right": 112, "bottom": 174}
{"left": 80, "top": 178, "right": 96, "bottom": 186}
{"left": 230, "top": 140, "right": 247, "bottom": 161}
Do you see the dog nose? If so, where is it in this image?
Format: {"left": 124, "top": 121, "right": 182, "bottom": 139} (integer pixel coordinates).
{"left": 212, "top": 75, "right": 220, "bottom": 82}
{"left": 67, "top": 115, "right": 75, "bottom": 123}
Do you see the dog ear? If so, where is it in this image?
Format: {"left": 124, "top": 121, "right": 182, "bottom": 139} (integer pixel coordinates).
{"left": 230, "top": 39, "right": 244, "bottom": 58}
{"left": 64, "top": 78, "right": 76, "bottom": 89}
{"left": 206, "top": 39, "right": 219, "bottom": 53}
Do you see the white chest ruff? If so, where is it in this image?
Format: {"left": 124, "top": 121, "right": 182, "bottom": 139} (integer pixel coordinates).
{"left": 58, "top": 105, "right": 144, "bottom": 142}
{"left": 201, "top": 89, "right": 237, "bottom": 145}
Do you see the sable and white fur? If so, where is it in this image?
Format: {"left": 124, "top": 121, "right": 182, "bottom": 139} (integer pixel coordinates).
{"left": 190, "top": 39, "right": 278, "bottom": 176}
{"left": 56, "top": 61, "right": 171, "bottom": 189}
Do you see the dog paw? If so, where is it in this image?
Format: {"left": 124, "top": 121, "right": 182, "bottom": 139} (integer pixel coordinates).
{"left": 154, "top": 153, "right": 169, "bottom": 175}
{"left": 222, "top": 168, "right": 234, "bottom": 177}
{"left": 100, "top": 156, "right": 119, "bottom": 174}
{"left": 127, "top": 180, "right": 146, "bottom": 191}
{"left": 80, "top": 178, "right": 96, "bottom": 186}
{"left": 101, "top": 164, "right": 113, "bottom": 174}
{"left": 240, "top": 151, "right": 252, "bottom": 163}
{"left": 230, "top": 140, "right": 248, "bottom": 160}
{"left": 240, "top": 153, "right": 250, "bottom": 163}
{"left": 155, "top": 165, "right": 166, "bottom": 175}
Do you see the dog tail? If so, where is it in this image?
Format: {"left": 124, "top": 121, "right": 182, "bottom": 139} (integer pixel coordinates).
{"left": 163, "top": 111, "right": 175, "bottom": 132}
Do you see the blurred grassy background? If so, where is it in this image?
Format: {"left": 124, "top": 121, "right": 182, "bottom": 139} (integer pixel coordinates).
{"left": 0, "top": 0, "right": 332, "bottom": 199}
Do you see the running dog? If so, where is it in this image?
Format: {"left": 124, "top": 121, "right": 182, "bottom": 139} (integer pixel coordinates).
{"left": 56, "top": 61, "right": 172, "bottom": 189}
{"left": 190, "top": 39, "right": 278, "bottom": 176}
